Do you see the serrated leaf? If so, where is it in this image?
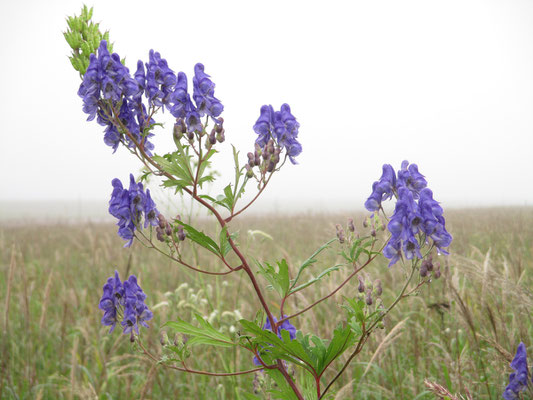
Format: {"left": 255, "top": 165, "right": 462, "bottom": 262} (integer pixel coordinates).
{"left": 164, "top": 314, "right": 235, "bottom": 348}
{"left": 178, "top": 221, "right": 220, "bottom": 255}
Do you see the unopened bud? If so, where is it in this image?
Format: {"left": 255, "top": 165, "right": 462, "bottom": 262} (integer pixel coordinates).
{"left": 158, "top": 214, "right": 167, "bottom": 230}
{"left": 156, "top": 226, "right": 165, "bottom": 242}
{"left": 178, "top": 227, "right": 186, "bottom": 241}
{"left": 209, "top": 130, "right": 217, "bottom": 145}
{"left": 370, "top": 229, "right": 376, "bottom": 237}
{"left": 216, "top": 129, "right": 225, "bottom": 143}
{"left": 215, "top": 118, "right": 224, "bottom": 132}
{"left": 420, "top": 263, "right": 428, "bottom": 277}
{"left": 173, "top": 120, "right": 185, "bottom": 141}
{"left": 187, "top": 131, "right": 194, "bottom": 140}
{"left": 165, "top": 224, "right": 173, "bottom": 236}
{"left": 267, "top": 161, "right": 276, "bottom": 173}
{"left": 348, "top": 218, "right": 355, "bottom": 232}
{"left": 336, "top": 224, "right": 345, "bottom": 244}
{"left": 365, "top": 290, "right": 373, "bottom": 306}
{"left": 357, "top": 275, "right": 365, "bottom": 293}
{"left": 374, "top": 279, "right": 382, "bottom": 296}
{"left": 363, "top": 218, "right": 369, "bottom": 228}
{"left": 433, "top": 269, "right": 441, "bottom": 279}
{"left": 247, "top": 152, "right": 254, "bottom": 164}
{"left": 245, "top": 164, "right": 254, "bottom": 178}
{"left": 160, "top": 331, "right": 169, "bottom": 346}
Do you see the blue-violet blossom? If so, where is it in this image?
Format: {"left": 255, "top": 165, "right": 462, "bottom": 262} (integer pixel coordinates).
{"left": 365, "top": 161, "right": 452, "bottom": 266}
{"left": 503, "top": 342, "right": 530, "bottom": 399}
{"left": 253, "top": 316, "right": 297, "bottom": 366}
{"left": 253, "top": 104, "right": 302, "bottom": 164}
{"left": 108, "top": 174, "right": 159, "bottom": 247}
{"left": 99, "top": 270, "right": 153, "bottom": 337}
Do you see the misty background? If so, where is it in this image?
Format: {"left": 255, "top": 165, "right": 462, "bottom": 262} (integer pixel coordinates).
{"left": 1, "top": 0, "right": 532, "bottom": 222}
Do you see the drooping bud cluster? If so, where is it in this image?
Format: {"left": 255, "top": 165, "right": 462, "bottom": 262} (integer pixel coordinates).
{"left": 253, "top": 316, "right": 297, "bottom": 366}
{"left": 155, "top": 214, "right": 186, "bottom": 243}
{"left": 253, "top": 104, "right": 302, "bottom": 165}
{"left": 356, "top": 274, "right": 384, "bottom": 310}
{"left": 98, "top": 270, "right": 153, "bottom": 339}
{"left": 364, "top": 161, "right": 452, "bottom": 267}
{"left": 206, "top": 118, "right": 225, "bottom": 149}
{"left": 419, "top": 255, "right": 441, "bottom": 279}
{"left": 245, "top": 139, "right": 282, "bottom": 178}
{"left": 108, "top": 174, "right": 159, "bottom": 247}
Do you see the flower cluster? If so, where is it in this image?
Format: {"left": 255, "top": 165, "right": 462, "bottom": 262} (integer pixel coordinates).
{"left": 364, "top": 161, "right": 452, "bottom": 267}
{"left": 109, "top": 174, "right": 159, "bottom": 247}
{"left": 503, "top": 342, "right": 531, "bottom": 399}
{"left": 253, "top": 104, "right": 302, "bottom": 164}
{"left": 98, "top": 271, "right": 153, "bottom": 338}
{"left": 78, "top": 40, "right": 224, "bottom": 153}
{"left": 253, "top": 316, "right": 297, "bottom": 366}
{"left": 78, "top": 41, "right": 155, "bottom": 153}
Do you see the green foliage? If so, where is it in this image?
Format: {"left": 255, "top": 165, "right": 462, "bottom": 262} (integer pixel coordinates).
{"left": 64, "top": 5, "right": 113, "bottom": 76}
{"left": 340, "top": 235, "right": 379, "bottom": 264}
{"left": 256, "top": 259, "right": 291, "bottom": 298}
{"left": 164, "top": 313, "right": 236, "bottom": 348}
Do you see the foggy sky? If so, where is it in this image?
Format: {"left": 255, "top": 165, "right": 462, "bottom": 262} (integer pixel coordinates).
{"left": 1, "top": 0, "right": 532, "bottom": 214}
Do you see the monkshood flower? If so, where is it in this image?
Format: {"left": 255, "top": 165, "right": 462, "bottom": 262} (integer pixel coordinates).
{"left": 78, "top": 40, "right": 155, "bottom": 153}
{"left": 503, "top": 342, "right": 530, "bottom": 400}
{"left": 109, "top": 174, "right": 159, "bottom": 247}
{"left": 99, "top": 270, "right": 153, "bottom": 337}
{"left": 364, "top": 164, "right": 396, "bottom": 212}
{"left": 253, "top": 316, "right": 297, "bottom": 366}
{"left": 145, "top": 49, "right": 177, "bottom": 107}
{"left": 192, "top": 63, "right": 224, "bottom": 120}
{"left": 365, "top": 161, "right": 452, "bottom": 266}
{"left": 253, "top": 104, "right": 302, "bottom": 164}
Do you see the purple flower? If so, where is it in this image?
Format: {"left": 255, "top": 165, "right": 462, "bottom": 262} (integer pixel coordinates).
{"left": 503, "top": 342, "right": 529, "bottom": 399}
{"left": 418, "top": 188, "right": 452, "bottom": 254}
{"left": 145, "top": 49, "right": 176, "bottom": 107}
{"left": 364, "top": 164, "right": 396, "bottom": 212}
{"left": 253, "top": 104, "right": 302, "bottom": 164}
{"left": 253, "top": 316, "right": 297, "bottom": 366}
{"left": 108, "top": 174, "right": 159, "bottom": 247}
{"left": 397, "top": 160, "right": 427, "bottom": 198}
{"left": 99, "top": 271, "right": 152, "bottom": 336}
{"left": 192, "top": 63, "right": 224, "bottom": 120}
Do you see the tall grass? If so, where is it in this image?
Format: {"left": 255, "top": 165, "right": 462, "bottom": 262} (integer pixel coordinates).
{"left": 0, "top": 207, "right": 532, "bottom": 399}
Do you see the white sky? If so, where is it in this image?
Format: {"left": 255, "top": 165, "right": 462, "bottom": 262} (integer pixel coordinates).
{"left": 1, "top": 0, "right": 532, "bottom": 214}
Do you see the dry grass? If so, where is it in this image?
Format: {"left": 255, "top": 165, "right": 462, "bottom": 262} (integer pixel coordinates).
{"left": 0, "top": 207, "right": 532, "bottom": 399}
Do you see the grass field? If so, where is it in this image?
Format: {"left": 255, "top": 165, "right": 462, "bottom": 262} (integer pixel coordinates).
{"left": 1, "top": 207, "right": 532, "bottom": 399}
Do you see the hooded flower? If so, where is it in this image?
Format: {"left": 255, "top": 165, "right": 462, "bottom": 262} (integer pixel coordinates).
{"left": 503, "top": 342, "right": 530, "bottom": 399}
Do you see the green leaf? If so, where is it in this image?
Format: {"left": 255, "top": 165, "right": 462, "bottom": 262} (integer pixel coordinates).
{"left": 178, "top": 221, "right": 220, "bottom": 255}
{"left": 255, "top": 259, "right": 291, "bottom": 298}
{"left": 164, "top": 313, "right": 235, "bottom": 348}
{"left": 290, "top": 238, "right": 336, "bottom": 291}
{"left": 289, "top": 264, "right": 343, "bottom": 295}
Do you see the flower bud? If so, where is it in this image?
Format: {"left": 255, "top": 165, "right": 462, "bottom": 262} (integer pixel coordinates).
{"left": 158, "top": 214, "right": 167, "bottom": 230}
{"left": 245, "top": 164, "right": 254, "bottom": 178}
{"left": 165, "top": 224, "right": 173, "bottom": 236}
{"left": 209, "top": 130, "right": 217, "bottom": 145}
{"left": 348, "top": 218, "right": 355, "bottom": 232}
{"left": 370, "top": 229, "right": 376, "bottom": 237}
{"left": 433, "top": 262, "right": 441, "bottom": 279}
{"left": 420, "top": 263, "right": 428, "bottom": 277}
{"left": 160, "top": 331, "right": 169, "bottom": 346}
{"left": 365, "top": 290, "right": 373, "bottom": 306}
{"left": 173, "top": 119, "right": 185, "bottom": 141}
{"left": 267, "top": 161, "right": 276, "bottom": 173}
{"left": 216, "top": 129, "right": 225, "bottom": 143}
{"left": 178, "top": 227, "right": 186, "bottom": 241}
{"left": 156, "top": 226, "right": 165, "bottom": 242}
{"left": 187, "top": 131, "right": 195, "bottom": 141}
{"left": 357, "top": 275, "right": 365, "bottom": 293}
{"left": 336, "top": 224, "right": 345, "bottom": 244}
{"left": 247, "top": 152, "right": 255, "bottom": 164}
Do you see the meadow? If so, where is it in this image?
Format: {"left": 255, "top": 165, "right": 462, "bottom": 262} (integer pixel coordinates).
{"left": 1, "top": 207, "right": 532, "bottom": 399}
